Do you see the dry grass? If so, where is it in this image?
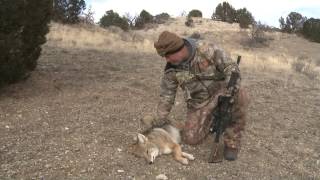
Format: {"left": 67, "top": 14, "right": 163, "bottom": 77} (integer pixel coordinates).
{"left": 46, "top": 18, "right": 320, "bottom": 80}
{"left": 46, "top": 23, "right": 154, "bottom": 53}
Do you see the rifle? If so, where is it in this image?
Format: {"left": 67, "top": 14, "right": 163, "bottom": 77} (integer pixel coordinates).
{"left": 208, "top": 56, "right": 241, "bottom": 163}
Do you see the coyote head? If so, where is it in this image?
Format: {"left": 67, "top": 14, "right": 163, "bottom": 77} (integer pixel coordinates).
{"left": 129, "top": 133, "right": 159, "bottom": 164}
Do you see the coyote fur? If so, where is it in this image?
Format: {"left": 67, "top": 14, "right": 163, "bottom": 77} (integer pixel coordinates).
{"left": 130, "top": 125, "right": 195, "bottom": 165}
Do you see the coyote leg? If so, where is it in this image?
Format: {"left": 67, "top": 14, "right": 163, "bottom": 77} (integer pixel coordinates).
{"left": 172, "top": 144, "right": 189, "bottom": 165}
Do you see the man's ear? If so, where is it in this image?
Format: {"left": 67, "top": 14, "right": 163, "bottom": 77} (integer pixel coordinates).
{"left": 137, "top": 133, "right": 148, "bottom": 144}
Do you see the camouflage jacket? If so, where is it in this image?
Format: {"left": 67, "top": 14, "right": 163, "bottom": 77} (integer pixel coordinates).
{"left": 157, "top": 38, "right": 240, "bottom": 122}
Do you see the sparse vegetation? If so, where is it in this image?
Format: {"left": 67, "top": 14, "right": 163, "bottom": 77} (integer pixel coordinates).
{"left": 185, "top": 17, "right": 194, "bottom": 27}
{"left": 0, "top": 0, "right": 52, "bottom": 87}
{"left": 243, "top": 22, "right": 271, "bottom": 48}
{"left": 81, "top": 6, "right": 95, "bottom": 25}
{"left": 292, "top": 56, "right": 319, "bottom": 79}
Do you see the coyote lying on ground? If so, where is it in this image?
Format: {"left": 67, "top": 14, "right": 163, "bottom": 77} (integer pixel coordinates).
{"left": 130, "top": 125, "right": 195, "bottom": 165}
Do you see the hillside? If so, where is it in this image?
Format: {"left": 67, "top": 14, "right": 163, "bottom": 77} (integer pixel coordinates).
{"left": 0, "top": 17, "right": 319, "bottom": 179}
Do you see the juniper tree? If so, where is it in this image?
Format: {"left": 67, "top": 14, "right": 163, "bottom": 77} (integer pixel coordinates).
{"left": 0, "top": 0, "right": 52, "bottom": 87}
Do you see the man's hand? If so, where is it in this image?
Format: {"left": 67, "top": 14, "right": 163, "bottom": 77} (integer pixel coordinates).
{"left": 141, "top": 115, "right": 155, "bottom": 128}
{"left": 141, "top": 115, "right": 171, "bottom": 129}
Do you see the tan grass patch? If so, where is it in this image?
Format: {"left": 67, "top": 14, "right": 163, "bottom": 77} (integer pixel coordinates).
{"left": 231, "top": 50, "right": 291, "bottom": 71}
{"left": 46, "top": 23, "right": 154, "bottom": 53}
{"left": 46, "top": 19, "right": 320, "bottom": 80}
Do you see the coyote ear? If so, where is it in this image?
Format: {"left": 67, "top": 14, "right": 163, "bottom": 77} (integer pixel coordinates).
{"left": 137, "top": 133, "right": 147, "bottom": 144}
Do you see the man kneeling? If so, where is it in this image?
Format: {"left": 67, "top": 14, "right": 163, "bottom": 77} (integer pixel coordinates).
{"left": 151, "top": 31, "right": 249, "bottom": 161}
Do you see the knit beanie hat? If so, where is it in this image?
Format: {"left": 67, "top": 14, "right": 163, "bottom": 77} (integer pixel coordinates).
{"left": 154, "top": 31, "right": 184, "bottom": 56}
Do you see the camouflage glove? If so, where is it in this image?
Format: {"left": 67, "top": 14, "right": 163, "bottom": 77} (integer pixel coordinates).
{"left": 141, "top": 115, "right": 154, "bottom": 129}
{"left": 151, "top": 117, "right": 171, "bottom": 128}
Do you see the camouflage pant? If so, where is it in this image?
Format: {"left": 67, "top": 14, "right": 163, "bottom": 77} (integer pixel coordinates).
{"left": 182, "top": 88, "right": 249, "bottom": 149}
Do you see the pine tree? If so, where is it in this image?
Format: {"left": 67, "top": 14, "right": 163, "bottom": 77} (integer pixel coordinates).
{"left": 302, "top": 18, "right": 320, "bottom": 43}
{"left": 135, "top": 10, "right": 153, "bottom": 29}
{"left": 279, "top": 12, "right": 307, "bottom": 33}
{"left": 213, "top": 2, "right": 236, "bottom": 23}
{"left": 53, "top": 0, "right": 86, "bottom": 24}
{"left": 236, "top": 8, "right": 255, "bottom": 28}
{"left": 99, "top": 10, "right": 129, "bottom": 31}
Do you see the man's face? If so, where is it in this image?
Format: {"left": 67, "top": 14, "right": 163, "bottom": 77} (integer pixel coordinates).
{"left": 164, "top": 46, "right": 187, "bottom": 65}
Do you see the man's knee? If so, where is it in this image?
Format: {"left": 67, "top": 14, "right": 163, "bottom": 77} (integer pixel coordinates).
{"left": 182, "top": 129, "right": 203, "bottom": 145}
{"left": 233, "top": 88, "right": 249, "bottom": 119}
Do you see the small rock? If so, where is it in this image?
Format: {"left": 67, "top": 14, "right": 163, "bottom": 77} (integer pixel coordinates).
{"left": 65, "top": 127, "right": 69, "bottom": 130}
{"left": 5, "top": 125, "right": 9, "bottom": 129}
{"left": 127, "top": 176, "right": 136, "bottom": 180}
{"left": 317, "top": 160, "right": 319, "bottom": 165}
{"left": 80, "top": 169, "right": 86, "bottom": 173}
{"left": 117, "top": 169, "right": 125, "bottom": 173}
{"left": 17, "top": 114, "right": 22, "bottom": 118}
{"left": 117, "top": 148, "right": 122, "bottom": 152}
{"left": 282, "top": 133, "right": 290, "bottom": 139}
{"left": 156, "top": 174, "right": 168, "bottom": 180}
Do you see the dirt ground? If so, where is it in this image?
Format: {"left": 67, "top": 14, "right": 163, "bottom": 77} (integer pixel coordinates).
{"left": 1, "top": 37, "right": 320, "bottom": 179}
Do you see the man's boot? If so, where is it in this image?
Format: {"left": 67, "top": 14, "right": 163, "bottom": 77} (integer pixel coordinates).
{"left": 224, "top": 146, "right": 239, "bottom": 161}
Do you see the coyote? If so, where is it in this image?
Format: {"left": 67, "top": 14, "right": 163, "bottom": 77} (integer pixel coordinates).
{"left": 130, "top": 125, "right": 195, "bottom": 165}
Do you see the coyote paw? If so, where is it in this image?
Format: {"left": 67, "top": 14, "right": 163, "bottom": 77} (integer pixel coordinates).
{"left": 182, "top": 152, "right": 195, "bottom": 160}
{"left": 179, "top": 158, "right": 189, "bottom": 165}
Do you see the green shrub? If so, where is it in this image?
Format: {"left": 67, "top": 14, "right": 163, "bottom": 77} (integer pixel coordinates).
{"left": 302, "top": 18, "right": 320, "bottom": 43}
{"left": 188, "top": 9, "right": 202, "bottom": 18}
{"left": 0, "top": 0, "right": 52, "bottom": 88}
{"left": 99, "top": 10, "right": 129, "bottom": 31}
{"left": 154, "top": 13, "right": 170, "bottom": 24}
{"left": 185, "top": 17, "right": 194, "bottom": 27}
{"left": 236, "top": 8, "right": 255, "bottom": 28}
{"left": 135, "top": 10, "right": 153, "bottom": 29}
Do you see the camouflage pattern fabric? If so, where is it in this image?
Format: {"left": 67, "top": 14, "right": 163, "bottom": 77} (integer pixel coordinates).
{"left": 156, "top": 38, "right": 249, "bottom": 149}
{"left": 182, "top": 88, "right": 249, "bottom": 148}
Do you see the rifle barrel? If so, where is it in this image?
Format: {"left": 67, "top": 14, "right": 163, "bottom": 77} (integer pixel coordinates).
{"left": 237, "top": 56, "right": 241, "bottom": 65}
